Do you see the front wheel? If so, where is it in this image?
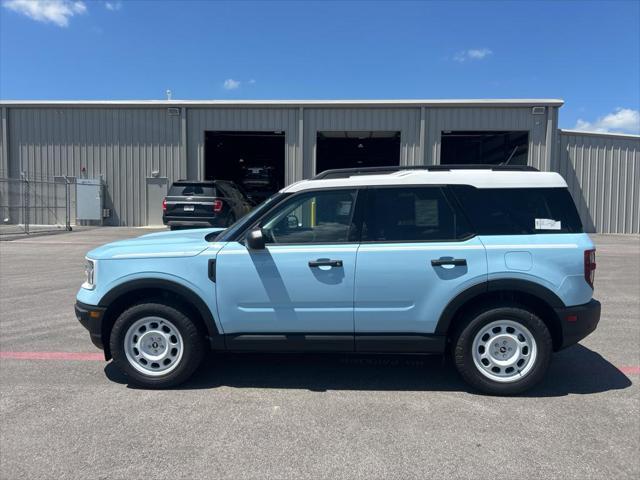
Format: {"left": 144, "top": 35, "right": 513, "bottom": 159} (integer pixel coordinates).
{"left": 110, "top": 302, "right": 205, "bottom": 388}
{"left": 453, "top": 305, "right": 552, "bottom": 395}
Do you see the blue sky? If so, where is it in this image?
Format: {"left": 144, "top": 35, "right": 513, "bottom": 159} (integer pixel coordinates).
{"left": 1, "top": 0, "right": 639, "bottom": 133}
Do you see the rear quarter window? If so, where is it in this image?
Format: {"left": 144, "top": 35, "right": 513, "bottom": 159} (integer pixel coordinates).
{"left": 450, "top": 186, "right": 583, "bottom": 235}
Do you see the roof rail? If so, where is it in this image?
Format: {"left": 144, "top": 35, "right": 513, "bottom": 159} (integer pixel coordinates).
{"left": 313, "top": 164, "right": 539, "bottom": 179}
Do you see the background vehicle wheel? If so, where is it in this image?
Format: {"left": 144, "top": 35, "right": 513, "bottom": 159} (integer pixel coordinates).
{"left": 110, "top": 301, "right": 206, "bottom": 388}
{"left": 452, "top": 305, "right": 552, "bottom": 395}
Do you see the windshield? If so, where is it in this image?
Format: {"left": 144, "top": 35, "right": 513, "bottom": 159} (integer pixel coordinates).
{"left": 213, "top": 192, "right": 288, "bottom": 242}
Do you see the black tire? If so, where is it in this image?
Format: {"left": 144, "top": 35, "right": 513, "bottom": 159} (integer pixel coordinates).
{"left": 452, "top": 304, "right": 552, "bottom": 395}
{"left": 109, "top": 301, "right": 206, "bottom": 388}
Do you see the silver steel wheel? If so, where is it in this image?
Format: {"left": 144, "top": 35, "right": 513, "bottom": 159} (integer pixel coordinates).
{"left": 123, "top": 316, "right": 184, "bottom": 377}
{"left": 471, "top": 319, "right": 538, "bottom": 383}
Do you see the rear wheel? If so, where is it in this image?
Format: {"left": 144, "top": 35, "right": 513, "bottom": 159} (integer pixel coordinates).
{"left": 453, "top": 305, "right": 552, "bottom": 395}
{"left": 110, "top": 301, "right": 205, "bottom": 388}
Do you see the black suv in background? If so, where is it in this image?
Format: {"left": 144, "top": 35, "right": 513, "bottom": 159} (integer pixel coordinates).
{"left": 240, "top": 166, "right": 280, "bottom": 203}
{"left": 162, "top": 180, "right": 253, "bottom": 230}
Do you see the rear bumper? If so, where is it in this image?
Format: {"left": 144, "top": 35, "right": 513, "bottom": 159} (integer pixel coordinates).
{"left": 162, "top": 215, "right": 223, "bottom": 227}
{"left": 555, "top": 299, "right": 601, "bottom": 350}
{"left": 75, "top": 301, "right": 106, "bottom": 351}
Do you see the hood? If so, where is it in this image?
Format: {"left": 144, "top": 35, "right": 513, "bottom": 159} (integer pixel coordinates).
{"left": 87, "top": 227, "right": 225, "bottom": 260}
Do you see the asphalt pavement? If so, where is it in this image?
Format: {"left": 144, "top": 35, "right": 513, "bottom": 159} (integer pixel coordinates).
{"left": 0, "top": 228, "right": 638, "bottom": 479}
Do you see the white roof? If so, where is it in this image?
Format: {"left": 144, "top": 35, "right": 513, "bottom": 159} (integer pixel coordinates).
{"left": 282, "top": 170, "right": 568, "bottom": 193}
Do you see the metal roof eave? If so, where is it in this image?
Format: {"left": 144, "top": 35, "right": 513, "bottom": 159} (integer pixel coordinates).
{"left": 0, "top": 98, "right": 565, "bottom": 108}
{"left": 559, "top": 128, "right": 640, "bottom": 139}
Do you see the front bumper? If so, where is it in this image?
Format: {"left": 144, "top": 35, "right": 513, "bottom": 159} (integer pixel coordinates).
{"left": 555, "top": 299, "right": 601, "bottom": 350}
{"left": 75, "top": 301, "right": 106, "bottom": 351}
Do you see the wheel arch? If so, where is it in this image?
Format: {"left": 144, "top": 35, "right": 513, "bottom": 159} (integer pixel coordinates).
{"left": 98, "top": 279, "right": 221, "bottom": 359}
{"left": 436, "top": 279, "right": 565, "bottom": 350}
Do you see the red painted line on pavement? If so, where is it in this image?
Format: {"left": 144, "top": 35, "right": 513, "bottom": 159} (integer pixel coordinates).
{"left": 619, "top": 366, "right": 640, "bottom": 375}
{"left": 0, "top": 351, "right": 104, "bottom": 361}
{"left": 0, "top": 351, "right": 639, "bottom": 375}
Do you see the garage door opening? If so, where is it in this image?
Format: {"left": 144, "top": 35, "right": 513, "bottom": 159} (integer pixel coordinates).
{"left": 205, "top": 131, "right": 285, "bottom": 203}
{"left": 440, "top": 131, "right": 529, "bottom": 166}
{"left": 316, "top": 131, "right": 401, "bottom": 174}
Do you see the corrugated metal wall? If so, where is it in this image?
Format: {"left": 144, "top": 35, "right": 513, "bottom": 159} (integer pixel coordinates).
{"left": 1, "top": 108, "right": 7, "bottom": 177}
{"left": 2, "top": 102, "right": 638, "bottom": 231}
{"left": 559, "top": 130, "right": 640, "bottom": 234}
{"left": 302, "top": 108, "right": 422, "bottom": 176}
{"left": 187, "top": 108, "right": 299, "bottom": 182}
{"left": 6, "top": 107, "right": 183, "bottom": 226}
{"left": 426, "top": 107, "right": 553, "bottom": 169}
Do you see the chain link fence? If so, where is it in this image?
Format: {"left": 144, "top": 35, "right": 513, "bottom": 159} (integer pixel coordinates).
{"left": 0, "top": 176, "right": 73, "bottom": 236}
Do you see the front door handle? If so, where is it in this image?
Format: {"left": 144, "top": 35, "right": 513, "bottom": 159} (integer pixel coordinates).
{"left": 431, "top": 258, "right": 467, "bottom": 267}
{"left": 309, "top": 259, "right": 343, "bottom": 268}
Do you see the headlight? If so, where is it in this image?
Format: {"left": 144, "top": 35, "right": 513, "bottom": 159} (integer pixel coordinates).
{"left": 82, "top": 259, "right": 96, "bottom": 290}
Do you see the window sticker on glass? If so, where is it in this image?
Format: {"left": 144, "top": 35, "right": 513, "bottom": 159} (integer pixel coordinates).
{"left": 535, "top": 218, "right": 561, "bottom": 230}
{"left": 415, "top": 199, "right": 439, "bottom": 227}
{"left": 337, "top": 201, "right": 352, "bottom": 216}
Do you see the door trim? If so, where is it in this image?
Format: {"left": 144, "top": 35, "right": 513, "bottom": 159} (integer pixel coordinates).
{"left": 222, "top": 333, "right": 446, "bottom": 353}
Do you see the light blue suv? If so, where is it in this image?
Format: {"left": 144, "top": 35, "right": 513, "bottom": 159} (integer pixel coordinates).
{"left": 75, "top": 165, "right": 600, "bottom": 395}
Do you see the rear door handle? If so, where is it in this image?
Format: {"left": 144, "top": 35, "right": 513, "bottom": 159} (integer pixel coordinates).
{"left": 309, "top": 259, "right": 343, "bottom": 268}
{"left": 431, "top": 258, "right": 467, "bottom": 267}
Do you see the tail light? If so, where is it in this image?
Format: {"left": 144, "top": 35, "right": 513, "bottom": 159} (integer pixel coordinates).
{"left": 584, "top": 249, "right": 596, "bottom": 289}
{"left": 213, "top": 199, "right": 224, "bottom": 213}
{"left": 162, "top": 198, "right": 167, "bottom": 211}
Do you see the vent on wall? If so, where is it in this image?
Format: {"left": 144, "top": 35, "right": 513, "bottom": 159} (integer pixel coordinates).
{"left": 167, "top": 107, "right": 181, "bottom": 116}
{"left": 532, "top": 106, "right": 546, "bottom": 115}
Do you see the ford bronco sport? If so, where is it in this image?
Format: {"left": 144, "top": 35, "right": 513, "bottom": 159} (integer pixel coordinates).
{"left": 76, "top": 165, "right": 600, "bottom": 395}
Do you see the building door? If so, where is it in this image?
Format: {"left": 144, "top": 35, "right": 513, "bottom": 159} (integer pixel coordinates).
{"left": 204, "top": 131, "right": 285, "bottom": 204}
{"left": 146, "top": 177, "right": 168, "bottom": 226}
{"left": 440, "top": 131, "right": 529, "bottom": 165}
{"left": 316, "top": 131, "right": 401, "bottom": 175}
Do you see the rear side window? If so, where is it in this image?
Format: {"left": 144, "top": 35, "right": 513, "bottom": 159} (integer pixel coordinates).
{"left": 169, "top": 184, "right": 217, "bottom": 197}
{"left": 451, "top": 186, "right": 583, "bottom": 235}
{"left": 361, "top": 187, "right": 472, "bottom": 242}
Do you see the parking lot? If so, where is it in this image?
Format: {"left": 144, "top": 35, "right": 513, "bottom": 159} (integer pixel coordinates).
{"left": 0, "top": 228, "right": 638, "bottom": 479}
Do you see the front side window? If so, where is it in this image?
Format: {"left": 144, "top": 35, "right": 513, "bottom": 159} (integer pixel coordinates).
{"left": 361, "top": 187, "right": 470, "bottom": 242}
{"left": 261, "top": 189, "right": 358, "bottom": 244}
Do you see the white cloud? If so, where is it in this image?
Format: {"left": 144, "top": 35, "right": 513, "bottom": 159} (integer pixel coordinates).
{"left": 454, "top": 48, "right": 493, "bottom": 62}
{"left": 248, "top": 79, "right": 256, "bottom": 85}
{"left": 2, "top": 0, "right": 87, "bottom": 27}
{"left": 575, "top": 108, "right": 640, "bottom": 134}
{"left": 104, "top": 1, "right": 121, "bottom": 11}
{"left": 223, "top": 79, "right": 241, "bottom": 90}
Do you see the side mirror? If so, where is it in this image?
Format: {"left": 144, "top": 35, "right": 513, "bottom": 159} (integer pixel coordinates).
{"left": 246, "top": 228, "right": 265, "bottom": 250}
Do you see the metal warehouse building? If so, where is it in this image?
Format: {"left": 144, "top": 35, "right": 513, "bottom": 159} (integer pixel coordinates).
{"left": 0, "top": 99, "right": 638, "bottom": 233}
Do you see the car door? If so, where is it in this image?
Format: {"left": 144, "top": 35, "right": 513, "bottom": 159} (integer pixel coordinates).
{"left": 353, "top": 186, "right": 488, "bottom": 352}
{"left": 215, "top": 188, "right": 360, "bottom": 351}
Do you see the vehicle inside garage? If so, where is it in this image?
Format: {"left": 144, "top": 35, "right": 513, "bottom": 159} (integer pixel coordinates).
{"left": 440, "top": 131, "right": 529, "bottom": 165}
{"left": 204, "top": 131, "right": 285, "bottom": 202}
{"left": 316, "top": 131, "right": 401, "bottom": 174}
